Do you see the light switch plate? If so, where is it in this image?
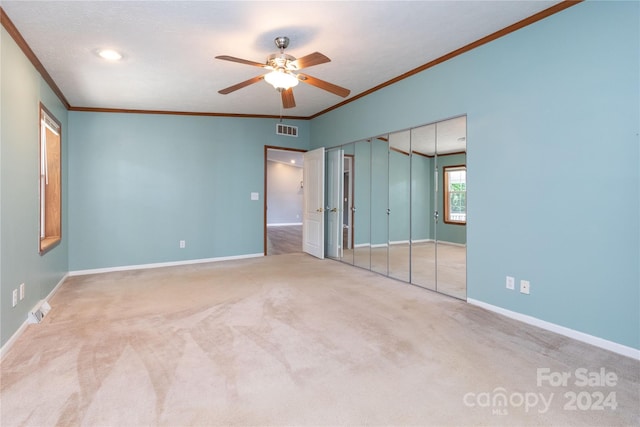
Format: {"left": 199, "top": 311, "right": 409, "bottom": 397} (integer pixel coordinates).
{"left": 251, "top": 192, "right": 259, "bottom": 201}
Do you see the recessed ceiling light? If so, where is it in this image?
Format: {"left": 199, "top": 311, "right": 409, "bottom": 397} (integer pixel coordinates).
{"left": 97, "top": 49, "right": 122, "bottom": 61}
{"left": 290, "top": 159, "right": 296, "bottom": 164}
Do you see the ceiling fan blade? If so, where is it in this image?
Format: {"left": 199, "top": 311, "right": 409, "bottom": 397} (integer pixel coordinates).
{"left": 298, "top": 74, "right": 350, "bottom": 98}
{"left": 281, "top": 88, "right": 296, "bottom": 109}
{"left": 218, "top": 75, "right": 264, "bottom": 94}
{"left": 290, "top": 52, "right": 330, "bottom": 69}
{"left": 215, "top": 55, "right": 267, "bottom": 68}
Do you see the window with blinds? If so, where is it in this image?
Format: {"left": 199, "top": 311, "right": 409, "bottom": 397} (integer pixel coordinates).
{"left": 39, "top": 104, "right": 62, "bottom": 254}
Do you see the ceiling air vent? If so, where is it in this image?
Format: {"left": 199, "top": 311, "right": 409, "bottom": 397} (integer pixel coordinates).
{"left": 276, "top": 123, "right": 298, "bottom": 137}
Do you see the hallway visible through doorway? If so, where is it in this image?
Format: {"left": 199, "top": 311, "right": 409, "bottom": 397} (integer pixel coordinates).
{"left": 265, "top": 146, "right": 306, "bottom": 255}
{"left": 266, "top": 225, "right": 302, "bottom": 255}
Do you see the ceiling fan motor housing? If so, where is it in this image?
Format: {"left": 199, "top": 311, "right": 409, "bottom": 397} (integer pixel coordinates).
{"left": 267, "top": 53, "right": 297, "bottom": 71}
{"left": 274, "top": 36, "right": 290, "bottom": 50}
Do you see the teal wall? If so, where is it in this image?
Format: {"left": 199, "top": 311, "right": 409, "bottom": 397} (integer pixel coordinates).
{"left": 411, "top": 154, "right": 433, "bottom": 242}
{"left": 1, "top": 28, "right": 69, "bottom": 347}
{"left": 68, "top": 112, "right": 309, "bottom": 271}
{"left": 389, "top": 149, "right": 411, "bottom": 242}
{"left": 370, "top": 138, "right": 389, "bottom": 246}
{"left": 353, "top": 141, "right": 371, "bottom": 246}
{"left": 310, "top": 1, "right": 640, "bottom": 349}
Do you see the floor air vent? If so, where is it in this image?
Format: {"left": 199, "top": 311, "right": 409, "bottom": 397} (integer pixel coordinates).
{"left": 28, "top": 300, "right": 51, "bottom": 324}
{"left": 276, "top": 123, "right": 298, "bottom": 137}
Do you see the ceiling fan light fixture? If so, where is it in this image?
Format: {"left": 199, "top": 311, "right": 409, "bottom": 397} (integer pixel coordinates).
{"left": 264, "top": 70, "right": 299, "bottom": 90}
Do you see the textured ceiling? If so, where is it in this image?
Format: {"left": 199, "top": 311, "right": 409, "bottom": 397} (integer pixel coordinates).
{"left": 2, "top": 1, "right": 562, "bottom": 117}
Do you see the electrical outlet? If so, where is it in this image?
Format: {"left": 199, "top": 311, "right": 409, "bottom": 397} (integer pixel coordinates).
{"left": 520, "top": 280, "right": 530, "bottom": 295}
{"left": 19, "top": 283, "right": 25, "bottom": 300}
{"left": 506, "top": 276, "right": 515, "bottom": 290}
{"left": 179, "top": 240, "right": 186, "bottom": 249}
{"left": 12, "top": 289, "right": 18, "bottom": 307}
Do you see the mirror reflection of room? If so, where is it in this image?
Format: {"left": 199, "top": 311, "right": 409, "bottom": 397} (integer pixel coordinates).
{"left": 325, "top": 115, "right": 467, "bottom": 300}
{"left": 426, "top": 117, "right": 467, "bottom": 299}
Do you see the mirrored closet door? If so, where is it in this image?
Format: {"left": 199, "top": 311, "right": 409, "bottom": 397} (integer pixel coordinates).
{"left": 409, "top": 116, "right": 466, "bottom": 299}
{"left": 353, "top": 140, "right": 371, "bottom": 269}
{"left": 340, "top": 143, "right": 355, "bottom": 265}
{"left": 410, "top": 123, "right": 437, "bottom": 291}
{"left": 388, "top": 130, "right": 411, "bottom": 282}
{"left": 370, "top": 135, "right": 389, "bottom": 276}
{"left": 433, "top": 117, "right": 467, "bottom": 299}
{"left": 324, "top": 115, "right": 466, "bottom": 300}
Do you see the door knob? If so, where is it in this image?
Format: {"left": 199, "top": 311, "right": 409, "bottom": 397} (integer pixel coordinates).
{"left": 330, "top": 208, "right": 337, "bottom": 212}
{"left": 316, "top": 207, "right": 324, "bottom": 213}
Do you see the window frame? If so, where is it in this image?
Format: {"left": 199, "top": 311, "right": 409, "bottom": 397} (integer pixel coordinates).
{"left": 39, "top": 104, "right": 62, "bottom": 254}
{"left": 443, "top": 164, "right": 466, "bottom": 225}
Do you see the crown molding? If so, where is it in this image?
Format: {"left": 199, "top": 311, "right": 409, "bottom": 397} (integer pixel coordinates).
{"left": 0, "top": 7, "right": 70, "bottom": 109}
{"left": 2, "top": 1, "right": 582, "bottom": 119}
{"left": 310, "top": 0, "right": 582, "bottom": 119}
{"left": 68, "top": 106, "right": 308, "bottom": 120}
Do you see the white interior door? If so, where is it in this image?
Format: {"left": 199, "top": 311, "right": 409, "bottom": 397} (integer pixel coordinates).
{"left": 303, "top": 147, "right": 325, "bottom": 259}
{"left": 326, "top": 148, "right": 343, "bottom": 258}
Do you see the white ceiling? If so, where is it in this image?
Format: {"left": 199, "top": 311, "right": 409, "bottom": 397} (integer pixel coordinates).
{"left": 2, "top": 1, "right": 561, "bottom": 117}
{"left": 389, "top": 115, "right": 467, "bottom": 156}
{"left": 267, "top": 148, "right": 304, "bottom": 167}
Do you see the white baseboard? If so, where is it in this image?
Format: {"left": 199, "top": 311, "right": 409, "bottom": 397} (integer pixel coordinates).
{"left": 267, "top": 222, "right": 302, "bottom": 227}
{"left": 411, "top": 239, "right": 434, "bottom": 244}
{"left": 467, "top": 298, "right": 640, "bottom": 360}
{"left": 43, "top": 272, "right": 68, "bottom": 305}
{"left": 356, "top": 239, "right": 463, "bottom": 247}
{"left": 68, "top": 253, "right": 264, "bottom": 277}
{"left": 438, "top": 240, "right": 466, "bottom": 248}
{"left": 1, "top": 272, "right": 68, "bottom": 360}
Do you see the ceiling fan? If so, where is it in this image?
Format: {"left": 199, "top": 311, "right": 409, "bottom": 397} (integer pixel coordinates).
{"left": 215, "top": 36, "right": 350, "bottom": 109}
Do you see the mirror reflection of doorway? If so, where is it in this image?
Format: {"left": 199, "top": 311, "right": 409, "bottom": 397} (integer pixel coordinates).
{"left": 264, "top": 147, "right": 306, "bottom": 256}
{"left": 343, "top": 154, "right": 354, "bottom": 251}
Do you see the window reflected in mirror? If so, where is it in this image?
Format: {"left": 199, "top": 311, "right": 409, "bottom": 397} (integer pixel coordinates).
{"left": 443, "top": 165, "right": 466, "bottom": 225}
{"left": 39, "top": 104, "right": 62, "bottom": 254}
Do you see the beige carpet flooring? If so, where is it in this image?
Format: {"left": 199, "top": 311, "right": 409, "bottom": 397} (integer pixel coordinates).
{"left": 1, "top": 253, "right": 638, "bottom": 426}
{"left": 343, "top": 242, "right": 467, "bottom": 299}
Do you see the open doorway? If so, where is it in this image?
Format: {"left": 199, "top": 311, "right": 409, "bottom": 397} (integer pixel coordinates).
{"left": 264, "top": 146, "right": 306, "bottom": 255}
